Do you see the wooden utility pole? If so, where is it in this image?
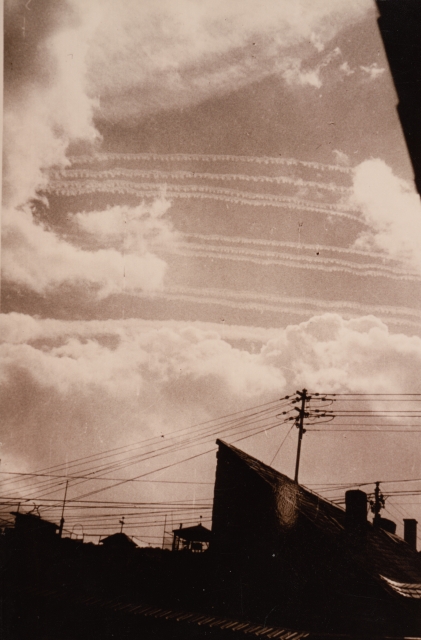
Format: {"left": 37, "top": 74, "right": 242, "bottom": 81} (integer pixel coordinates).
{"left": 294, "top": 389, "right": 309, "bottom": 484}
{"left": 370, "top": 481, "right": 385, "bottom": 527}
{"left": 162, "top": 514, "right": 167, "bottom": 550}
{"left": 58, "top": 480, "right": 69, "bottom": 538}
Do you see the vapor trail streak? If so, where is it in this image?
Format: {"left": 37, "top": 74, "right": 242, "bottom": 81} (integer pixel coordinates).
{"left": 132, "top": 288, "right": 421, "bottom": 329}
{"left": 168, "top": 285, "right": 421, "bottom": 321}
{"left": 46, "top": 181, "right": 362, "bottom": 223}
{"left": 175, "top": 242, "right": 416, "bottom": 278}
{"left": 67, "top": 152, "right": 353, "bottom": 174}
{"left": 184, "top": 232, "right": 403, "bottom": 263}
{"left": 166, "top": 245, "right": 420, "bottom": 282}
{"left": 51, "top": 168, "right": 351, "bottom": 193}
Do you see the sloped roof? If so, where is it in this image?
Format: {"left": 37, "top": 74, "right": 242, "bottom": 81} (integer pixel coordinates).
{"left": 100, "top": 532, "right": 137, "bottom": 549}
{"left": 216, "top": 439, "right": 346, "bottom": 536}
{"left": 11, "top": 511, "right": 59, "bottom": 532}
{"left": 18, "top": 585, "right": 421, "bottom": 639}
{"left": 381, "top": 575, "right": 421, "bottom": 599}
{"left": 20, "top": 586, "right": 313, "bottom": 639}
{"left": 172, "top": 523, "right": 212, "bottom": 542}
{"left": 216, "top": 440, "right": 421, "bottom": 593}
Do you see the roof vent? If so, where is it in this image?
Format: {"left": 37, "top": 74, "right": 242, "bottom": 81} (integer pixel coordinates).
{"left": 404, "top": 519, "right": 417, "bottom": 550}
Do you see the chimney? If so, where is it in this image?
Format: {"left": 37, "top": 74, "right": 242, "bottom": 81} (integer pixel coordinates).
{"left": 378, "top": 517, "right": 396, "bottom": 535}
{"left": 345, "top": 490, "right": 367, "bottom": 536}
{"left": 403, "top": 519, "right": 417, "bottom": 550}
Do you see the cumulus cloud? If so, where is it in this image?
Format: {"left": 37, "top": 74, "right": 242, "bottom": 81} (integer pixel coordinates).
{"left": 0, "top": 318, "right": 282, "bottom": 400}
{"left": 72, "top": 196, "right": 177, "bottom": 252}
{"left": 350, "top": 159, "right": 421, "bottom": 272}
{"left": 262, "top": 314, "right": 421, "bottom": 393}
{"left": 1, "top": 312, "right": 421, "bottom": 471}
{"left": 2, "top": 313, "right": 420, "bottom": 404}
{"left": 0, "top": 314, "right": 280, "bottom": 349}
{"left": 4, "top": 2, "right": 152, "bottom": 300}
{"left": 0, "top": 314, "right": 283, "bottom": 472}
{"left": 2, "top": 201, "right": 171, "bottom": 297}
{"left": 3, "top": 2, "right": 178, "bottom": 299}
{"left": 4, "top": 1, "right": 100, "bottom": 208}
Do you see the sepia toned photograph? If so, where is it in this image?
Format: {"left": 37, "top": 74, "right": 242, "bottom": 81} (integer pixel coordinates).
{"left": 2, "top": 1, "right": 421, "bottom": 638}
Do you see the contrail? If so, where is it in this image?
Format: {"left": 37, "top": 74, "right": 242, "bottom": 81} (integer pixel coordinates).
{"left": 50, "top": 167, "right": 351, "bottom": 194}
{"left": 46, "top": 180, "right": 363, "bottom": 223}
{"left": 131, "top": 288, "right": 421, "bottom": 330}
{"left": 183, "top": 232, "right": 402, "bottom": 263}
{"left": 174, "top": 241, "right": 417, "bottom": 278}
{"left": 47, "top": 177, "right": 357, "bottom": 212}
{"left": 67, "top": 152, "right": 353, "bottom": 175}
{"left": 168, "top": 285, "right": 421, "bottom": 321}
{"left": 170, "top": 246, "right": 421, "bottom": 282}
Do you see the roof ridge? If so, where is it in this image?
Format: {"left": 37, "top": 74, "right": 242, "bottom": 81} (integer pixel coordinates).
{"left": 216, "top": 439, "right": 345, "bottom": 515}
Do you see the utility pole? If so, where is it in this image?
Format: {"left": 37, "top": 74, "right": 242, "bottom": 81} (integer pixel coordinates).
{"left": 162, "top": 514, "right": 167, "bottom": 550}
{"left": 370, "top": 481, "right": 385, "bottom": 527}
{"left": 119, "top": 517, "right": 125, "bottom": 533}
{"left": 294, "top": 389, "right": 309, "bottom": 484}
{"left": 58, "top": 480, "right": 69, "bottom": 538}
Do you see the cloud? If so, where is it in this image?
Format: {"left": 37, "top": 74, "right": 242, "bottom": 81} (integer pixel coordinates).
{"left": 79, "top": 0, "right": 371, "bottom": 122}
{"left": 4, "top": 1, "right": 100, "bottom": 208}
{"left": 360, "top": 62, "right": 385, "bottom": 80}
{"left": 4, "top": 2, "right": 178, "bottom": 300}
{"left": 1, "top": 312, "right": 421, "bottom": 473}
{"left": 333, "top": 149, "right": 350, "bottom": 166}
{"left": 281, "top": 58, "right": 323, "bottom": 89}
{"left": 72, "top": 196, "right": 177, "bottom": 252}
{"left": 4, "top": 0, "right": 372, "bottom": 206}
{"left": 262, "top": 314, "right": 421, "bottom": 393}
{"left": 3, "top": 1, "right": 372, "bottom": 301}
{"left": 280, "top": 46, "right": 342, "bottom": 90}
{"left": 0, "top": 314, "right": 280, "bottom": 347}
{"left": 350, "top": 159, "right": 421, "bottom": 272}
{"left": 0, "top": 318, "right": 282, "bottom": 399}
{"left": 0, "top": 314, "right": 284, "bottom": 470}
{"left": 339, "top": 61, "right": 354, "bottom": 77}
{"left": 2, "top": 199, "right": 173, "bottom": 297}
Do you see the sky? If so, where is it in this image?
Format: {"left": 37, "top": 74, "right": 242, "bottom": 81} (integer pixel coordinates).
{"left": 2, "top": 0, "right": 421, "bottom": 546}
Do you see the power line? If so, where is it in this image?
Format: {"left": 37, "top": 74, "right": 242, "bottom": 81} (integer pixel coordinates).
{"left": 270, "top": 424, "right": 295, "bottom": 466}
{"left": 2, "top": 404, "right": 293, "bottom": 501}
{"left": 0, "top": 471, "right": 214, "bottom": 484}
{"left": 1, "top": 399, "right": 293, "bottom": 497}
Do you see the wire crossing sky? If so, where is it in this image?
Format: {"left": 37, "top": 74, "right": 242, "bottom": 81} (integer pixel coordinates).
{"left": 2, "top": 0, "right": 421, "bottom": 543}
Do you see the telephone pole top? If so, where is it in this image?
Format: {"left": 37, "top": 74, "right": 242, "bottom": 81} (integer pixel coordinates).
{"left": 370, "top": 481, "right": 385, "bottom": 527}
{"left": 294, "top": 389, "right": 309, "bottom": 484}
